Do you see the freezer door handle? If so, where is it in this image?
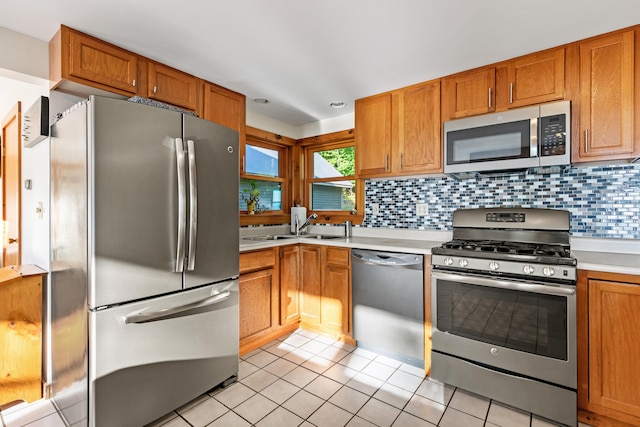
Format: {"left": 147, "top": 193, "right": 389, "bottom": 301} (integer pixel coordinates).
{"left": 124, "top": 290, "right": 230, "bottom": 324}
{"left": 175, "top": 138, "right": 187, "bottom": 272}
{"left": 186, "top": 139, "right": 198, "bottom": 271}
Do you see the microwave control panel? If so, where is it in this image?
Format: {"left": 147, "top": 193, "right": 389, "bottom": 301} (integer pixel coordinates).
{"left": 540, "top": 114, "right": 567, "bottom": 156}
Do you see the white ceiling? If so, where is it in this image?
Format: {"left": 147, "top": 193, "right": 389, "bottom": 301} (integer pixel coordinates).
{"left": 2, "top": 1, "right": 640, "bottom": 127}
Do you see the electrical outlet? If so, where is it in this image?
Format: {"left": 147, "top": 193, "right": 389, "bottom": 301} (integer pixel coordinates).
{"left": 416, "top": 203, "right": 429, "bottom": 216}
{"left": 371, "top": 203, "right": 380, "bottom": 215}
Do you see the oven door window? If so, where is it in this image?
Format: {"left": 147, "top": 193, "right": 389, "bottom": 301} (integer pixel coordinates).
{"left": 435, "top": 279, "right": 567, "bottom": 360}
{"left": 446, "top": 120, "right": 532, "bottom": 165}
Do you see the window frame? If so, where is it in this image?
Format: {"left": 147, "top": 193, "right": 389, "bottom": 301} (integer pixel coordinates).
{"left": 300, "top": 130, "right": 363, "bottom": 225}
{"left": 241, "top": 127, "right": 294, "bottom": 226}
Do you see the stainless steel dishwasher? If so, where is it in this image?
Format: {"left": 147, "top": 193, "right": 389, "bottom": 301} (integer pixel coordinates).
{"left": 351, "top": 249, "right": 424, "bottom": 367}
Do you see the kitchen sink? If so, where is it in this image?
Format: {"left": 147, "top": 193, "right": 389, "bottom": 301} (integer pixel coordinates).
{"left": 243, "top": 234, "right": 342, "bottom": 241}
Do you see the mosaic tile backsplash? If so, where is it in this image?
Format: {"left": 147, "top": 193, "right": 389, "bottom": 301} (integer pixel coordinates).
{"left": 363, "top": 163, "right": 640, "bottom": 239}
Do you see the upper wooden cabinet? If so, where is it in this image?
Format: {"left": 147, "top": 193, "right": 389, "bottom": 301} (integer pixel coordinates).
{"left": 442, "top": 67, "right": 496, "bottom": 119}
{"left": 355, "top": 80, "right": 442, "bottom": 178}
{"left": 573, "top": 30, "right": 639, "bottom": 162}
{"left": 506, "top": 48, "right": 565, "bottom": 108}
{"left": 203, "top": 82, "right": 247, "bottom": 142}
{"left": 355, "top": 92, "right": 392, "bottom": 176}
{"left": 50, "top": 25, "right": 138, "bottom": 96}
{"left": 147, "top": 62, "right": 199, "bottom": 111}
{"left": 442, "top": 48, "right": 565, "bottom": 120}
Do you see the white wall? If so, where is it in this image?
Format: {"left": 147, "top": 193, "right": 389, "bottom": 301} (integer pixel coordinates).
{"left": 0, "top": 74, "right": 50, "bottom": 269}
{"left": 246, "top": 109, "right": 354, "bottom": 139}
{"left": 0, "top": 26, "right": 49, "bottom": 80}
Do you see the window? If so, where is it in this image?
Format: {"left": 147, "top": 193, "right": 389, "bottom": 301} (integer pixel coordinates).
{"left": 240, "top": 129, "right": 292, "bottom": 224}
{"left": 303, "top": 135, "right": 363, "bottom": 224}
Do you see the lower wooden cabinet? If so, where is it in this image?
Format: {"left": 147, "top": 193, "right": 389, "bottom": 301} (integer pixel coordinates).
{"left": 578, "top": 270, "right": 640, "bottom": 426}
{"left": 299, "top": 245, "right": 353, "bottom": 343}
{"left": 0, "top": 266, "right": 46, "bottom": 405}
{"left": 279, "top": 245, "right": 301, "bottom": 325}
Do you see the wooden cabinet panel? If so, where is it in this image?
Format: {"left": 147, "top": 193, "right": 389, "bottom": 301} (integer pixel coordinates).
{"left": 443, "top": 67, "right": 495, "bottom": 119}
{"left": 589, "top": 279, "right": 640, "bottom": 417}
{"left": 576, "top": 30, "right": 637, "bottom": 161}
{"left": 147, "top": 62, "right": 199, "bottom": 111}
{"left": 0, "top": 267, "right": 45, "bottom": 404}
{"left": 240, "top": 248, "right": 276, "bottom": 273}
{"left": 50, "top": 25, "right": 138, "bottom": 96}
{"left": 202, "top": 83, "right": 246, "bottom": 132}
{"left": 322, "top": 264, "right": 350, "bottom": 335}
{"left": 299, "top": 245, "right": 322, "bottom": 328}
{"left": 507, "top": 48, "right": 565, "bottom": 108}
{"left": 355, "top": 93, "right": 392, "bottom": 176}
{"left": 578, "top": 270, "right": 640, "bottom": 426}
{"left": 279, "top": 246, "right": 300, "bottom": 325}
{"left": 355, "top": 81, "right": 442, "bottom": 178}
{"left": 396, "top": 81, "right": 442, "bottom": 173}
{"left": 239, "top": 269, "right": 275, "bottom": 339}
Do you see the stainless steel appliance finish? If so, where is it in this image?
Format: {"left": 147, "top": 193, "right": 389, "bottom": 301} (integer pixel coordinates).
{"left": 431, "top": 208, "right": 577, "bottom": 427}
{"left": 50, "top": 96, "right": 239, "bottom": 427}
{"left": 352, "top": 249, "right": 424, "bottom": 367}
{"left": 444, "top": 100, "right": 570, "bottom": 175}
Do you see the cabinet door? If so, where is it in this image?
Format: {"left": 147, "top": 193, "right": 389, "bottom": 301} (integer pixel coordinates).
{"left": 507, "top": 48, "right": 565, "bottom": 108}
{"left": 396, "top": 81, "right": 442, "bottom": 174}
{"left": 280, "top": 246, "right": 300, "bottom": 325}
{"left": 443, "top": 67, "right": 495, "bottom": 119}
{"left": 299, "top": 245, "right": 322, "bottom": 328}
{"left": 589, "top": 279, "right": 640, "bottom": 418}
{"left": 322, "top": 247, "right": 351, "bottom": 336}
{"left": 68, "top": 30, "right": 138, "bottom": 94}
{"left": 322, "top": 265, "right": 350, "bottom": 335}
{"left": 355, "top": 93, "right": 392, "bottom": 177}
{"left": 577, "top": 31, "right": 636, "bottom": 161}
{"left": 239, "top": 268, "right": 276, "bottom": 339}
{"left": 148, "top": 62, "right": 198, "bottom": 111}
{"left": 202, "top": 83, "right": 246, "bottom": 133}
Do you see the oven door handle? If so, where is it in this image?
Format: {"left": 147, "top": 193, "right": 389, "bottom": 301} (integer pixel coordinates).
{"left": 431, "top": 271, "right": 575, "bottom": 296}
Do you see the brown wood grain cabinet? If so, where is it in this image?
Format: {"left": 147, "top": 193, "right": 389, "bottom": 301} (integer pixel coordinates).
{"left": 321, "top": 247, "right": 351, "bottom": 336}
{"left": 442, "top": 67, "right": 496, "bottom": 119}
{"left": 0, "top": 266, "right": 46, "bottom": 406}
{"left": 573, "top": 30, "right": 640, "bottom": 162}
{"left": 299, "top": 245, "right": 323, "bottom": 329}
{"left": 577, "top": 270, "right": 640, "bottom": 427}
{"left": 279, "top": 245, "right": 301, "bottom": 325}
{"left": 299, "top": 246, "right": 353, "bottom": 342}
{"left": 355, "top": 92, "right": 392, "bottom": 176}
{"left": 355, "top": 80, "right": 442, "bottom": 178}
{"left": 147, "top": 62, "right": 199, "bottom": 111}
{"left": 49, "top": 25, "right": 138, "bottom": 96}
{"left": 506, "top": 48, "right": 565, "bottom": 108}
{"left": 239, "top": 248, "right": 295, "bottom": 355}
{"left": 442, "top": 48, "right": 565, "bottom": 120}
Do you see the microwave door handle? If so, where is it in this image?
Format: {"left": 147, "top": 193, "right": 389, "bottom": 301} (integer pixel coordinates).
{"left": 530, "top": 117, "right": 538, "bottom": 157}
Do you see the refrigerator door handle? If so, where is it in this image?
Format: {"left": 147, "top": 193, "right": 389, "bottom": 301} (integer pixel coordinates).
{"left": 175, "top": 138, "right": 187, "bottom": 272}
{"left": 123, "top": 290, "right": 230, "bottom": 324}
{"left": 186, "top": 139, "right": 198, "bottom": 271}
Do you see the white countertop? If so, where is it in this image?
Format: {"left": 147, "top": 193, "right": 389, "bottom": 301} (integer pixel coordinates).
{"left": 240, "top": 226, "right": 640, "bottom": 275}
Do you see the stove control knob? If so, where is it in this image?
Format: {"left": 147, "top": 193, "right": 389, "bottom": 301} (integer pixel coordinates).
{"left": 523, "top": 265, "right": 535, "bottom": 275}
{"left": 444, "top": 257, "right": 454, "bottom": 266}
{"left": 458, "top": 258, "right": 468, "bottom": 267}
{"left": 489, "top": 261, "right": 500, "bottom": 271}
{"left": 543, "top": 266, "right": 556, "bottom": 277}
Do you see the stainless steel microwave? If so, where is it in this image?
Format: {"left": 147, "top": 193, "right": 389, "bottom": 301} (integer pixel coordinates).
{"left": 444, "top": 100, "right": 570, "bottom": 174}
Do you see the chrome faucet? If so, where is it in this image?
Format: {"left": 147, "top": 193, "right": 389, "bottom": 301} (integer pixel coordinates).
{"left": 296, "top": 213, "right": 318, "bottom": 236}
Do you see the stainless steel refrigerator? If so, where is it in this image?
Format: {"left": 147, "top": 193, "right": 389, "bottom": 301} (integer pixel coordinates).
{"left": 49, "top": 95, "right": 239, "bottom": 427}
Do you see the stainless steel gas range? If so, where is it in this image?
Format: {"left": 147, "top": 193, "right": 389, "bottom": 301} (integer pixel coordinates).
{"left": 430, "top": 207, "right": 577, "bottom": 427}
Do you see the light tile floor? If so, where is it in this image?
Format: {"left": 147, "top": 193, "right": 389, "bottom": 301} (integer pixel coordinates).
{"left": 1, "top": 329, "right": 593, "bottom": 427}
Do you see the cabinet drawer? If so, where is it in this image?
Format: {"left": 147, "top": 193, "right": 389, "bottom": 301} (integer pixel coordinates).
{"left": 240, "top": 249, "right": 276, "bottom": 273}
{"left": 325, "top": 247, "right": 350, "bottom": 266}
